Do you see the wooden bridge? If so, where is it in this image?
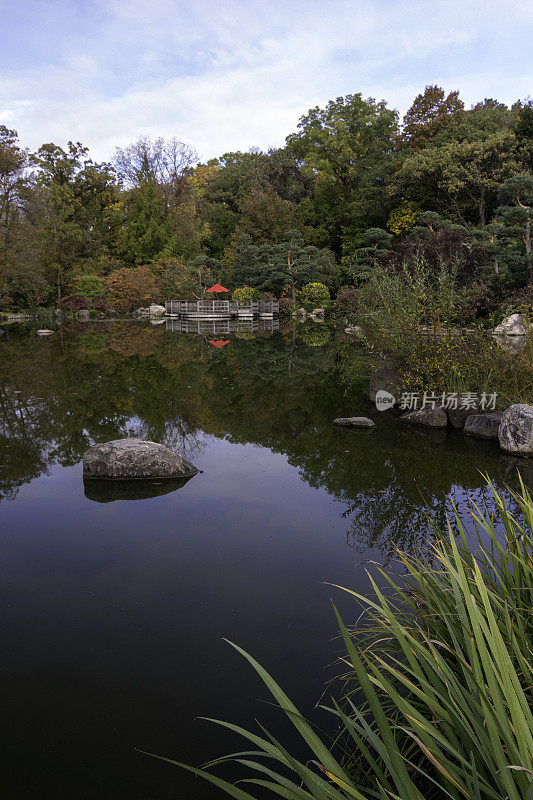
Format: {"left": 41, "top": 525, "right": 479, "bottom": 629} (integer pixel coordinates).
{"left": 165, "top": 299, "right": 279, "bottom": 319}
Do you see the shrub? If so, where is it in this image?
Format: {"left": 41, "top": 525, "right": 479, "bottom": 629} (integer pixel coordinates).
{"left": 103, "top": 266, "right": 159, "bottom": 312}
{"left": 232, "top": 286, "right": 259, "bottom": 305}
{"left": 334, "top": 285, "right": 358, "bottom": 316}
{"left": 60, "top": 294, "right": 88, "bottom": 312}
{"left": 73, "top": 274, "right": 104, "bottom": 300}
{"left": 299, "top": 281, "right": 330, "bottom": 311}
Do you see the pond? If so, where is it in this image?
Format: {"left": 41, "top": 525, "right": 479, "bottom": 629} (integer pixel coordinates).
{"left": 0, "top": 320, "right": 529, "bottom": 799}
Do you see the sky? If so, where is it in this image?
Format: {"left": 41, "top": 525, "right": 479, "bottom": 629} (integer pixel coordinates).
{"left": 1, "top": 0, "right": 532, "bottom": 163}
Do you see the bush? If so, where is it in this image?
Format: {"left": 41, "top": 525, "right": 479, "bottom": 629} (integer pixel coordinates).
{"left": 232, "top": 286, "right": 259, "bottom": 305}
{"left": 334, "top": 285, "right": 358, "bottom": 316}
{"left": 299, "top": 281, "right": 330, "bottom": 311}
{"left": 103, "top": 266, "right": 159, "bottom": 312}
{"left": 73, "top": 275, "right": 104, "bottom": 300}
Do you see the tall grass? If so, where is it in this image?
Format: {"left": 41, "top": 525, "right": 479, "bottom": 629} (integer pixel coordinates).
{"left": 152, "top": 477, "right": 533, "bottom": 800}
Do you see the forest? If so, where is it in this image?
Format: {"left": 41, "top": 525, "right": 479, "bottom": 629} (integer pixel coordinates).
{"left": 0, "top": 84, "right": 532, "bottom": 315}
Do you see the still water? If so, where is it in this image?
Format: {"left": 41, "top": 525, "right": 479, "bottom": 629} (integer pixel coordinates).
{"left": 0, "top": 320, "right": 528, "bottom": 799}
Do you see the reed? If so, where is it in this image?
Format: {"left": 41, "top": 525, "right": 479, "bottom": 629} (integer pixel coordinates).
{"left": 152, "top": 476, "right": 533, "bottom": 800}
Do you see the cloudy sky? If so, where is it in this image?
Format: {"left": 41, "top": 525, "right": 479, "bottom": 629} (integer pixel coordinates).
{"left": 1, "top": 0, "right": 531, "bottom": 162}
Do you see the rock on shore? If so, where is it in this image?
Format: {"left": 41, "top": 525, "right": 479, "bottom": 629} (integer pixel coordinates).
{"left": 498, "top": 405, "right": 533, "bottom": 454}
{"left": 463, "top": 413, "right": 503, "bottom": 439}
{"left": 83, "top": 438, "right": 199, "bottom": 479}
{"left": 399, "top": 406, "right": 448, "bottom": 428}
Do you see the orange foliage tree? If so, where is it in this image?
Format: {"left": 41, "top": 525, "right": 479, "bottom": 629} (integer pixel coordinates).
{"left": 103, "top": 266, "right": 159, "bottom": 312}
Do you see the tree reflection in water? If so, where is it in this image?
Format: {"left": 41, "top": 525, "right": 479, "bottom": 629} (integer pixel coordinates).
{"left": 0, "top": 320, "right": 529, "bottom": 553}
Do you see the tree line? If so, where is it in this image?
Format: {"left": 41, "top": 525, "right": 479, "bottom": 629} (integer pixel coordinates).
{"left": 0, "top": 85, "right": 532, "bottom": 312}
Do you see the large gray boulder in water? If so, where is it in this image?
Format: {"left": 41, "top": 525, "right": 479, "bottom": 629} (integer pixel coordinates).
{"left": 498, "top": 405, "right": 533, "bottom": 455}
{"left": 83, "top": 438, "right": 199, "bottom": 479}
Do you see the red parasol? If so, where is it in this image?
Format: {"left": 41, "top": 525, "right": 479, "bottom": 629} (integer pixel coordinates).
{"left": 206, "top": 283, "right": 230, "bottom": 293}
{"left": 208, "top": 339, "right": 230, "bottom": 348}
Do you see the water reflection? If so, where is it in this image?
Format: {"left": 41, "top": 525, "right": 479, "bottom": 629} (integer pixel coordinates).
{"left": 0, "top": 321, "right": 530, "bottom": 549}
{"left": 83, "top": 475, "right": 197, "bottom": 503}
{"left": 165, "top": 317, "right": 280, "bottom": 335}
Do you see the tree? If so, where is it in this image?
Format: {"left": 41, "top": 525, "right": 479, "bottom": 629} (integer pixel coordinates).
{"left": 399, "top": 85, "right": 464, "bottom": 150}
{"left": 123, "top": 175, "right": 172, "bottom": 265}
{"left": 286, "top": 94, "right": 398, "bottom": 256}
{"left": 103, "top": 265, "right": 159, "bottom": 311}
{"left": 150, "top": 256, "right": 214, "bottom": 300}
{"left": 496, "top": 173, "right": 533, "bottom": 286}
{"left": 232, "top": 230, "right": 338, "bottom": 300}
{"left": 31, "top": 141, "right": 118, "bottom": 301}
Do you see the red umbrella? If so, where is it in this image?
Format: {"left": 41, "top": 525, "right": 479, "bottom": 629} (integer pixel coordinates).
{"left": 208, "top": 339, "right": 230, "bottom": 348}
{"left": 206, "top": 283, "right": 230, "bottom": 294}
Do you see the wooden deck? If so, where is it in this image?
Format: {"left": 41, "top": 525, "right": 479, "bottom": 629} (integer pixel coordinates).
{"left": 165, "top": 299, "right": 279, "bottom": 319}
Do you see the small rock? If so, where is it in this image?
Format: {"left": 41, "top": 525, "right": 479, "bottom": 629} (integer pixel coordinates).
{"left": 333, "top": 417, "right": 375, "bottom": 428}
{"left": 297, "top": 307, "right": 308, "bottom": 319}
{"left": 447, "top": 401, "right": 480, "bottom": 430}
{"left": 310, "top": 308, "right": 325, "bottom": 319}
{"left": 77, "top": 309, "right": 90, "bottom": 321}
{"left": 108, "top": 309, "right": 117, "bottom": 318}
{"left": 399, "top": 406, "right": 448, "bottom": 428}
{"left": 149, "top": 304, "right": 166, "bottom": 318}
{"left": 83, "top": 438, "right": 199, "bottom": 479}
{"left": 36, "top": 329, "right": 54, "bottom": 336}
{"left": 498, "top": 404, "right": 533, "bottom": 455}
{"left": 463, "top": 412, "right": 503, "bottom": 439}
{"left": 493, "top": 313, "right": 530, "bottom": 336}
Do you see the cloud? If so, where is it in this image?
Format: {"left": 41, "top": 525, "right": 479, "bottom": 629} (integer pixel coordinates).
{"left": 0, "top": 0, "right": 531, "bottom": 161}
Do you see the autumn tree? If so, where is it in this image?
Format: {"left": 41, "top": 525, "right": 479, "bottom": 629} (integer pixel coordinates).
{"left": 103, "top": 265, "right": 159, "bottom": 311}
{"left": 399, "top": 85, "right": 464, "bottom": 150}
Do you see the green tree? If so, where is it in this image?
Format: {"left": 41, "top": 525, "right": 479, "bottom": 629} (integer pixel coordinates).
{"left": 32, "top": 141, "right": 117, "bottom": 301}
{"left": 286, "top": 94, "right": 398, "bottom": 256}
{"left": 496, "top": 173, "right": 533, "bottom": 286}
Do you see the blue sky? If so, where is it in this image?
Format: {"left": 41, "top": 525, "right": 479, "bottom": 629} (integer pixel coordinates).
{"left": 1, "top": 0, "right": 531, "bottom": 161}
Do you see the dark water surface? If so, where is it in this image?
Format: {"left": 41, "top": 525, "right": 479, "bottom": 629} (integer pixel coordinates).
{"left": 0, "top": 321, "right": 529, "bottom": 799}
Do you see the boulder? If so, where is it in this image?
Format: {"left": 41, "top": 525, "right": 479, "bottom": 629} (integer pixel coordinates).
{"left": 493, "top": 313, "right": 529, "bottom": 336}
{"left": 108, "top": 310, "right": 117, "bottom": 318}
{"left": 493, "top": 333, "right": 527, "bottom": 354}
{"left": 369, "top": 360, "right": 402, "bottom": 404}
{"left": 333, "top": 417, "right": 375, "bottom": 428}
{"left": 36, "top": 329, "right": 54, "bottom": 336}
{"left": 310, "top": 308, "right": 325, "bottom": 319}
{"left": 498, "top": 404, "right": 533, "bottom": 455}
{"left": 149, "top": 304, "right": 166, "bottom": 318}
{"left": 83, "top": 438, "right": 199, "bottom": 480}
{"left": 76, "top": 309, "right": 90, "bottom": 321}
{"left": 463, "top": 412, "right": 503, "bottom": 439}
{"left": 297, "top": 307, "right": 308, "bottom": 319}
{"left": 399, "top": 406, "right": 448, "bottom": 428}
{"left": 447, "top": 401, "right": 480, "bottom": 430}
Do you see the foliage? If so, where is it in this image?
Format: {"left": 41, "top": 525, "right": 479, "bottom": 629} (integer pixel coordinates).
{"left": 103, "top": 266, "right": 159, "bottom": 312}
{"left": 162, "top": 478, "right": 533, "bottom": 800}
{"left": 298, "top": 281, "right": 330, "bottom": 311}
{"left": 73, "top": 274, "right": 104, "bottom": 300}
{"left": 1, "top": 86, "right": 533, "bottom": 312}
{"left": 232, "top": 285, "right": 259, "bottom": 304}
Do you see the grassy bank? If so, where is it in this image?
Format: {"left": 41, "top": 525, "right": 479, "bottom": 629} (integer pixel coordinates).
{"left": 158, "top": 477, "right": 533, "bottom": 799}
